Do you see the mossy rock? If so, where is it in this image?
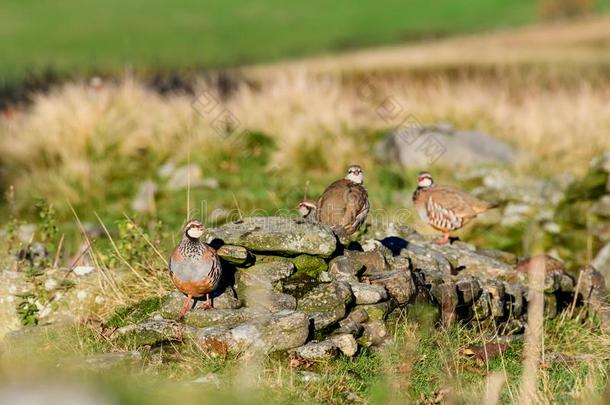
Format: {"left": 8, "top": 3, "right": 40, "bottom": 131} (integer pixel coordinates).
{"left": 217, "top": 244, "right": 253, "bottom": 266}
{"left": 356, "top": 301, "right": 394, "bottom": 321}
{"left": 205, "top": 217, "right": 337, "bottom": 257}
{"left": 236, "top": 261, "right": 295, "bottom": 290}
{"left": 291, "top": 254, "right": 328, "bottom": 278}
{"left": 184, "top": 308, "right": 261, "bottom": 328}
{"left": 114, "top": 319, "right": 190, "bottom": 347}
{"left": 297, "top": 281, "right": 354, "bottom": 329}
{"left": 106, "top": 296, "right": 168, "bottom": 328}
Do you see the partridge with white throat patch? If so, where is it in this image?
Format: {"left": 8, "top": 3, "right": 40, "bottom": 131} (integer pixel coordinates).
{"left": 169, "top": 220, "right": 222, "bottom": 319}
{"left": 316, "top": 165, "right": 369, "bottom": 239}
{"left": 412, "top": 172, "right": 498, "bottom": 244}
{"left": 296, "top": 199, "right": 317, "bottom": 223}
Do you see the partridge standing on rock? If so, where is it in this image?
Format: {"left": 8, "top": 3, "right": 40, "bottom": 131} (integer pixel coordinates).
{"left": 316, "top": 165, "right": 369, "bottom": 239}
{"left": 412, "top": 172, "right": 498, "bottom": 244}
{"left": 169, "top": 220, "right": 222, "bottom": 319}
{"left": 296, "top": 199, "right": 317, "bottom": 223}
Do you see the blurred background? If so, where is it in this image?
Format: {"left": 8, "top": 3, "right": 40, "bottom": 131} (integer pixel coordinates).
{"left": 1, "top": 1, "right": 610, "bottom": 404}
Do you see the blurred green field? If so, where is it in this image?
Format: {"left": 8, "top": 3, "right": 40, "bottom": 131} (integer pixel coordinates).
{"left": 0, "top": 0, "right": 550, "bottom": 83}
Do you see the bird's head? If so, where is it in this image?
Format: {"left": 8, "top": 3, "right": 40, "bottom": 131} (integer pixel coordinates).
{"left": 416, "top": 171, "right": 434, "bottom": 188}
{"left": 296, "top": 200, "right": 317, "bottom": 217}
{"left": 345, "top": 165, "right": 364, "bottom": 184}
{"left": 184, "top": 220, "right": 205, "bottom": 239}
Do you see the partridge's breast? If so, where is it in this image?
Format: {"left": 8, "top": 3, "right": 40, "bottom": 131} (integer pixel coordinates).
{"left": 317, "top": 180, "right": 351, "bottom": 225}
{"left": 172, "top": 257, "right": 214, "bottom": 282}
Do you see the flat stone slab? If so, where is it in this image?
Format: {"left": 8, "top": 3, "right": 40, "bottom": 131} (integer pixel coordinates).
{"left": 246, "top": 291, "right": 297, "bottom": 312}
{"left": 206, "top": 217, "right": 337, "bottom": 257}
{"left": 350, "top": 283, "right": 388, "bottom": 305}
{"left": 297, "top": 281, "right": 353, "bottom": 330}
{"left": 60, "top": 352, "right": 142, "bottom": 370}
{"left": 216, "top": 244, "right": 251, "bottom": 265}
{"left": 238, "top": 261, "right": 295, "bottom": 287}
{"left": 114, "top": 319, "right": 194, "bottom": 346}
{"left": 184, "top": 308, "right": 265, "bottom": 328}
{"left": 196, "top": 310, "right": 309, "bottom": 354}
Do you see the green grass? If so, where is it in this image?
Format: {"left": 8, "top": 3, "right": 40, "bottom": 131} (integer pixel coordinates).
{"left": 0, "top": 0, "right": 545, "bottom": 84}
{"left": 3, "top": 306, "right": 609, "bottom": 404}
{"left": 106, "top": 296, "right": 168, "bottom": 328}
{"left": 3, "top": 129, "right": 436, "bottom": 258}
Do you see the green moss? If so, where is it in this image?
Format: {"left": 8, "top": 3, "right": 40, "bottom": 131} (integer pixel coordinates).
{"left": 357, "top": 302, "right": 393, "bottom": 320}
{"left": 290, "top": 254, "right": 328, "bottom": 278}
{"left": 106, "top": 296, "right": 167, "bottom": 328}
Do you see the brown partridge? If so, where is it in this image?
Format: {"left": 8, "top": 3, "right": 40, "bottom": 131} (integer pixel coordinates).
{"left": 296, "top": 199, "right": 317, "bottom": 223}
{"left": 412, "top": 172, "right": 498, "bottom": 244}
{"left": 169, "top": 220, "right": 222, "bottom": 319}
{"left": 316, "top": 165, "right": 369, "bottom": 239}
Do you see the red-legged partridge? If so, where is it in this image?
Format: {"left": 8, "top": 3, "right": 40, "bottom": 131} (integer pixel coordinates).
{"left": 316, "top": 165, "right": 369, "bottom": 239}
{"left": 169, "top": 220, "right": 222, "bottom": 319}
{"left": 296, "top": 199, "right": 317, "bottom": 223}
{"left": 412, "top": 172, "right": 497, "bottom": 244}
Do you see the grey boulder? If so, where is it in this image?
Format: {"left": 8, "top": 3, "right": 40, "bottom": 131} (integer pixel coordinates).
{"left": 205, "top": 217, "right": 337, "bottom": 257}
{"left": 376, "top": 123, "right": 521, "bottom": 168}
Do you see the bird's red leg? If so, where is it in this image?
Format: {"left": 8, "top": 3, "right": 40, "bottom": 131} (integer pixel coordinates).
{"left": 197, "top": 294, "right": 213, "bottom": 310}
{"left": 203, "top": 293, "right": 213, "bottom": 310}
{"left": 179, "top": 295, "right": 192, "bottom": 320}
{"left": 433, "top": 232, "right": 450, "bottom": 245}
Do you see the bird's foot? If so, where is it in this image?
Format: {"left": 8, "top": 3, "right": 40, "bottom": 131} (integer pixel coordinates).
{"left": 198, "top": 298, "right": 213, "bottom": 310}
{"left": 178, "top": 296, "right": 192, "bottom": 320}
{"left": 433, "top": 233, "right": 450, "bottom": 245}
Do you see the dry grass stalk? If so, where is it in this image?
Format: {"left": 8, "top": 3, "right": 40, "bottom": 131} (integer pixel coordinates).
{"left": 483, "top": 372, "right": 506, "bottom": 405}
{"left": 518, "top": 253, "right": 546, "bottom": 403}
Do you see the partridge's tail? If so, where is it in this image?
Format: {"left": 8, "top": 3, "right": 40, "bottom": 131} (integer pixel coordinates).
{"left": 332, "top": 225, "right": 348, "bottom": 238}
{"left": 476, "top": 201, "right": 499, "bottom": 214}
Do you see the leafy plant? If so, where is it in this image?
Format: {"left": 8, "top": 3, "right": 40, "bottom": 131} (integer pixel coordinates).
{"left": 34, "top": 196, "right": 59, "bottom": 253}
{"left": 16, "top": 293, "right": 39, "bottom": 326}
